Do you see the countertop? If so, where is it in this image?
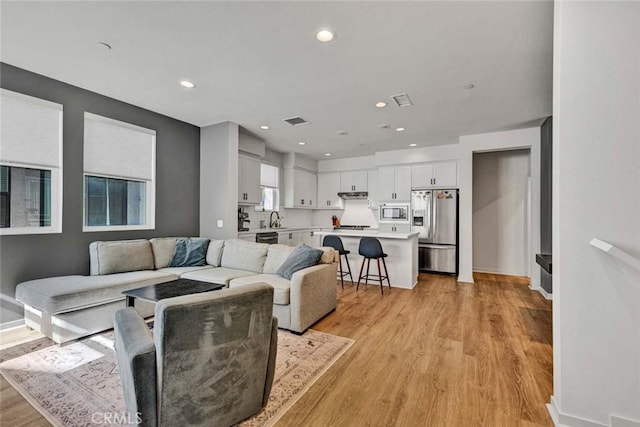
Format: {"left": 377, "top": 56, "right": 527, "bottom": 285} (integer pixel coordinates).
{"left": 316, "top": 230, "right": 420, "bottom": 240}
{"left": 237, "top": 226, "right": 327, "bottom": 236}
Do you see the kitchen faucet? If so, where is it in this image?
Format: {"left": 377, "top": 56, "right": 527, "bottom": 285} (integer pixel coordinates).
{"left": 269, "top": 211, "right": 280, "bottom": 228}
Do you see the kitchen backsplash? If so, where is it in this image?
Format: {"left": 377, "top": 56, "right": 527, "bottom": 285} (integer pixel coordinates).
{"left": 244, "top": 200, "right": 379, "bottom": 229}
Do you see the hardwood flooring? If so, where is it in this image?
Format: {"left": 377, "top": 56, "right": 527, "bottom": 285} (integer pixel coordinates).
{"left": 0, "top": 273, "right": 553, "bottom": 427}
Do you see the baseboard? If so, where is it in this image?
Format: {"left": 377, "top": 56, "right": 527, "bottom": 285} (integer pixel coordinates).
{"left": 547, "top": 396, "right": 610, "bottom": 427}
{"left": 0, "top": 319, "right": 25, "bottom": 331}
{"left": 533, "top": 284, "right": 553, "bottom": 300}
{"left": 611, "top": 415, "right": 640, "bottom": 427}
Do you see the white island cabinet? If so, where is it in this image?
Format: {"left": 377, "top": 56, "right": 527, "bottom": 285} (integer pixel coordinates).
{"left": 316, "top": 230, "right": 419, "bottom": 289}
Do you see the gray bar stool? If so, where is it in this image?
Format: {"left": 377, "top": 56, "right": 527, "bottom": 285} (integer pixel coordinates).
{"left": 322, "top": 235, "right": 353, "bottom": 288}
{"left": 357, "top": 237, "right": 391, "bottom": 294}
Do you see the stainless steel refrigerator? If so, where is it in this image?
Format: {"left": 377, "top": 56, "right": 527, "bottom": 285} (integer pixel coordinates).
{"left": 411, "top": 189, "right": 458, "bottom": 275}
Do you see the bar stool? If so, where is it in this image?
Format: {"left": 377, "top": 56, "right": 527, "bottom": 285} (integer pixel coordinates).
{"left": 322, "top": 235, "right": 353, "bottom": 288}
{"left": 357, "top": 237, "right": 391, "bottom": 294}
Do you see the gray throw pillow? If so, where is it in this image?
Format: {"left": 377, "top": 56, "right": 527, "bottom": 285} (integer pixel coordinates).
{"left": 168, "top": 238, "right": 210, "bottom": 267}
{"left": 277, "top": 243, "right": 323, "bottom": 280}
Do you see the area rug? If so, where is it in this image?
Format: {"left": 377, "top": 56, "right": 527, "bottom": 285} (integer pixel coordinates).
{"left": 0, "top": 329, "right": 353, "bottom": 427}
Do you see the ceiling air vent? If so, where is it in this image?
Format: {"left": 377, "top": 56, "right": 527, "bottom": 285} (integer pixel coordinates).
{"left": 391, "top": 93, "right": 413, "bottom": 107}
{"left": 283, "top": 116, "right": 310, "bottom": 126}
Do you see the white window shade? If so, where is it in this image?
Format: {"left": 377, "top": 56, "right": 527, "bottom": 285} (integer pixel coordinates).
{"left": 84, "top": 113, "right": 155, "bottom": 181}
{"left": 260, "top": 163, "right": 278, "bottom": 188}
{"left": 0, "top": 90, "right": 62, "bottom": 168}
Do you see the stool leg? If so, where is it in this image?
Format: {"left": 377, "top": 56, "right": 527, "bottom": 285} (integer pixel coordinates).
{"left": 365, "top": 258, "right": 371, "bottom": 286}
{"left": 356, "top": 257, "right": 366, "bottom": 291}
{"left": 382, "top": 257, "right": 391, "bottom": 288}
{"left": 344, "top": 254, "right": 353, "bottom": 283}
{"left": 338, "top": 255, "right": 344, "bottom": 289}
{"left": 377, "top": 258, "right": 384, "bottom": 295}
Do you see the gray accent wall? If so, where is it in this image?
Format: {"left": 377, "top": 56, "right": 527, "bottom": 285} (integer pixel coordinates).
{"left": 0, "top": 63, "right": 201, "bottom": 324}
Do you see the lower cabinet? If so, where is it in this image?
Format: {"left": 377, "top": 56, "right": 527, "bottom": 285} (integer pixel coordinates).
{"left": 277, "top": 229, "right": 321, "bottom": 246}
{"left": 378, "top": 224, "right": 411, "bottom": 233}
{"left": 238, "top": 233, "right": 256, "bottom": 242}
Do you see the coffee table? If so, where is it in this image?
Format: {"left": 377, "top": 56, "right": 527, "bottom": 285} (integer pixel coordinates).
{"left": 122, "top": 278, "right": 225, "bottom": 307}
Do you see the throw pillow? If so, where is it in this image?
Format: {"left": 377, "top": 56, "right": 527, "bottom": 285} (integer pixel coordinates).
{"left": 277, "top": 243, "right": 323, "bottom": 280}
{"left": 168, "top": 238, "right": 210, "bottom": 267}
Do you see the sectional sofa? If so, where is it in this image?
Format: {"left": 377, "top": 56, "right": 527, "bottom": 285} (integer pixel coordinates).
{"left": 15, "top": 238, "right": 338, "bottom": 344}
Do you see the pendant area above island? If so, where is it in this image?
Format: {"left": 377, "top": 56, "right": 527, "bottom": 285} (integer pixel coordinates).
{"left": 316, "top": 230, "right": 419, "bottom": 289}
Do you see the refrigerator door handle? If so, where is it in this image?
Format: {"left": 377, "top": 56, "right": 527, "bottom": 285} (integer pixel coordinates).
{"left": 432, "top": 195, "right": 438, "bottom": 241}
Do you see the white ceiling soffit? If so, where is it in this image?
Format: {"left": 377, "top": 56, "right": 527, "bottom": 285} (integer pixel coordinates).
{"left": 0, "top": 1, "right": 553, "bottom": 160}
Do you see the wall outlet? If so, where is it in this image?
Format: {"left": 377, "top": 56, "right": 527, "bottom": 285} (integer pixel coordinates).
{"left": 217, "top": 220, "right": 223, "bottom": 228}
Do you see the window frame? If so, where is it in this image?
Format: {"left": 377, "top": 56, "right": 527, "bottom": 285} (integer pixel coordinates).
{"left": 0, "top": 90, "right": 63, "bottom": 236}
{"left": 256, "top": 162, "right": 280, "bottom": 212}
{"left": 82, "top": 113, "right": 156, "bottom": 232}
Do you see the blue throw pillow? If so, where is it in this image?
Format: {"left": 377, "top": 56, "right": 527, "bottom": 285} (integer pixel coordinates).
{"left": 168, "top": 238, "right": 210, "bottom": 267}
{"left": 277, "top": 243, "right": 323, "bottom": 280}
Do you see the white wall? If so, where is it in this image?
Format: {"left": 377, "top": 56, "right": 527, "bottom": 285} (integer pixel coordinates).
{"left": 550, "top": 2, "right": 640, "bottom": 426}
{"left": 473, "top": 149, "right": 531, "bottom": 276}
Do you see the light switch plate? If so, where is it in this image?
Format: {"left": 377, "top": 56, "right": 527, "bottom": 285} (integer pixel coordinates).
{"left": 217, "top": 220, "right": 223, "bottom": 228}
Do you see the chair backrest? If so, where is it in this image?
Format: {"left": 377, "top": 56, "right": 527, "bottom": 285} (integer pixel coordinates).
{"left": 153, "top": 283, "right": 276, "bottom": 427}
{"left": 323, "top": 235, "right": 345, "bottom": 253}
{"left": 358, "top": 237, "right": 384, "bottom": 258}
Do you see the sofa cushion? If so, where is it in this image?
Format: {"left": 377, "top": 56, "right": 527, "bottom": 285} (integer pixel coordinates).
{"left": 277, "top": 244, "right": 323, "bottom": 280}
{"left": 319, "top": 247, "right": 338, "bottom": 264}
{"left": 156, "top": 266, "right": 213, "bottom": 276}
{"left": 181, "top": 267, "right": 256, "bottom": 286}
{"left": 206, "top": 240, "right": 225, "bottom": 267}
{"left": 263, "top": 244, "right": 295, "bottom": 275}
{"left": 220, "top": 239, "right": 269, "bottom": 273}
{"left": 229, "top": 274, "right": 291, "bottom": 305}
{"left": 150, "top": 238, "right": 186, "bottom": 269}
{"left": 168, "top": 238, "right": 210, "bottom": 267}
{"left": 16, "top": 271, "right": 178, "bottom": 314}
{"left": 90, "top": 240, "right": 155, "bottom": 275}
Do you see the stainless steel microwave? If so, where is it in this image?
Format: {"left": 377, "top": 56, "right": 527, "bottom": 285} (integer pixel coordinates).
{"left": 379, "top": 203, "right": 410, "bottom": 224}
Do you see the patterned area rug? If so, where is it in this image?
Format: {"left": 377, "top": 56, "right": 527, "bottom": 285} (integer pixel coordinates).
{"left": 0, "top": 329, "right": 353, "bottom": 427}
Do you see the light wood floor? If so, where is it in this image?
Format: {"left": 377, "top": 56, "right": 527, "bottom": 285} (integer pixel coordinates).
{"left": 0, "top": 273, "right": 553, "bottom": 427}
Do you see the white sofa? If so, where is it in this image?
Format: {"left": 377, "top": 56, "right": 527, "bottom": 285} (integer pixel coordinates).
{"left": 15, "top": 238, "right": 338, "bottom": 343}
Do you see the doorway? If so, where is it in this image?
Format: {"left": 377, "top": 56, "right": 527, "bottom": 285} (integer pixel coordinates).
{"left": 472, "top": 149, "right": 532, "bottom": 277}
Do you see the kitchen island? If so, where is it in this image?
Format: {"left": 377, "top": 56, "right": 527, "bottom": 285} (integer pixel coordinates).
{"left": 316, "top": 230, "right": 419, "bottom": 289}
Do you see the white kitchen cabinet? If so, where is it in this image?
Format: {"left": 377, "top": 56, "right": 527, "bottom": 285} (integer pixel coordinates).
{"left": 238, "top": 155, "right": 261, "bottom": 204}
{"left": 412, "top": 161, "right": 457, "bottom": 188}
{"left": 284, "top": 168, "right": 317, "bottom": 208}
{"left": 316, "top": 172, "right": 343, "bottom": 209}
{"left": 377, "top": 166, "right": 411, "bottom": 201}
{"left": 238, "top": 233, "right": 256, "bottom": 242}
{"left": 378, "top": 224, "right": 412, "bottom": 233}
{"left": 300, "top": 229, "right": 321, "bottom": 247}
{"left": 277, "top": 231, "right": 289, "bottom": 245}
{"left": 340, "top": 170, "right": 368, "bottom": 192}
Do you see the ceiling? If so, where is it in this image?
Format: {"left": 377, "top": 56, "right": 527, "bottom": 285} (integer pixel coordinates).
{"left": 0, "top": 1, "right": 553, "bottom": 160}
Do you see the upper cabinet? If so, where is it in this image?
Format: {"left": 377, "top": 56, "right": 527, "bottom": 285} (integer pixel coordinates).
{"left": 340, "top": 170, "right": 368, "bottom": 192}
{"left": 377, "top": 165, "right": 411, "bottom": 201}
{"left": 238, "top": 155, "right": 261, "bottom": 205}
{"left": 317, "top": 172, "right": 343, "bottom": 209}
{"left": 411, "top": 161, "right": 457, "bottom": 188}
{"left": 367, "top": 169, "right": 379, "bottom": 209}
{"left": 284, "top": 168, "right": 317, "bottom": 208}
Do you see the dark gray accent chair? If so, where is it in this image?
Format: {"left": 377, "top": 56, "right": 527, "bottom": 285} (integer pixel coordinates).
{"left": 114, "top": 283, "right": 278, "bottom": 427}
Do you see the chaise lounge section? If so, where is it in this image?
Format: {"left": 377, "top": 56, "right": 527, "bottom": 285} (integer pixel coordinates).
{"left": 15, "top": 238, "right": 338, "bottom": 343}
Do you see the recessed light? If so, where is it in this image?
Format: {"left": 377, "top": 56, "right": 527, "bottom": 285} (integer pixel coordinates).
{"left": 409, "top": 143, "right": 417, "bottom": 147}
{"left": 298, "top": 141, "right": 306, "bottom": 145}
{"left": 316, "top": 29, "right": 335, "bottom": 43}
{"left": 375, "top": 102, "right": 387, "bottom": 108}
{"left": 324, "top": 153, "right": 332, "bottom": 156}
{"left": 395, "top": 127, "right": 405, "bottom": 132}
{"left": 180, "top": 80, "right": 195, "bottom": 89}
{"left": 464, "top": 84, "right": 475, "bottom": 89}
{"left": 260, "top": 125, "right": 270, "bottom": 130}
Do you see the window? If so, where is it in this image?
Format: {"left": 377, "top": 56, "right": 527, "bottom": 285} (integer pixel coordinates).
{"left": 83, "top": 113, "right": 155, "bottom": 231}
{"left": 0, "top": 90, "right": 62, "bottom": 235}
{"left": 257, "top": 163, "right": 279, "bottom": 212}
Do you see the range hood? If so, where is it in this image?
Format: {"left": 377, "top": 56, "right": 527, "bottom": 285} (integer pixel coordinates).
{"left": 338, "top": 191, "right": 368, "bottom": 200}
